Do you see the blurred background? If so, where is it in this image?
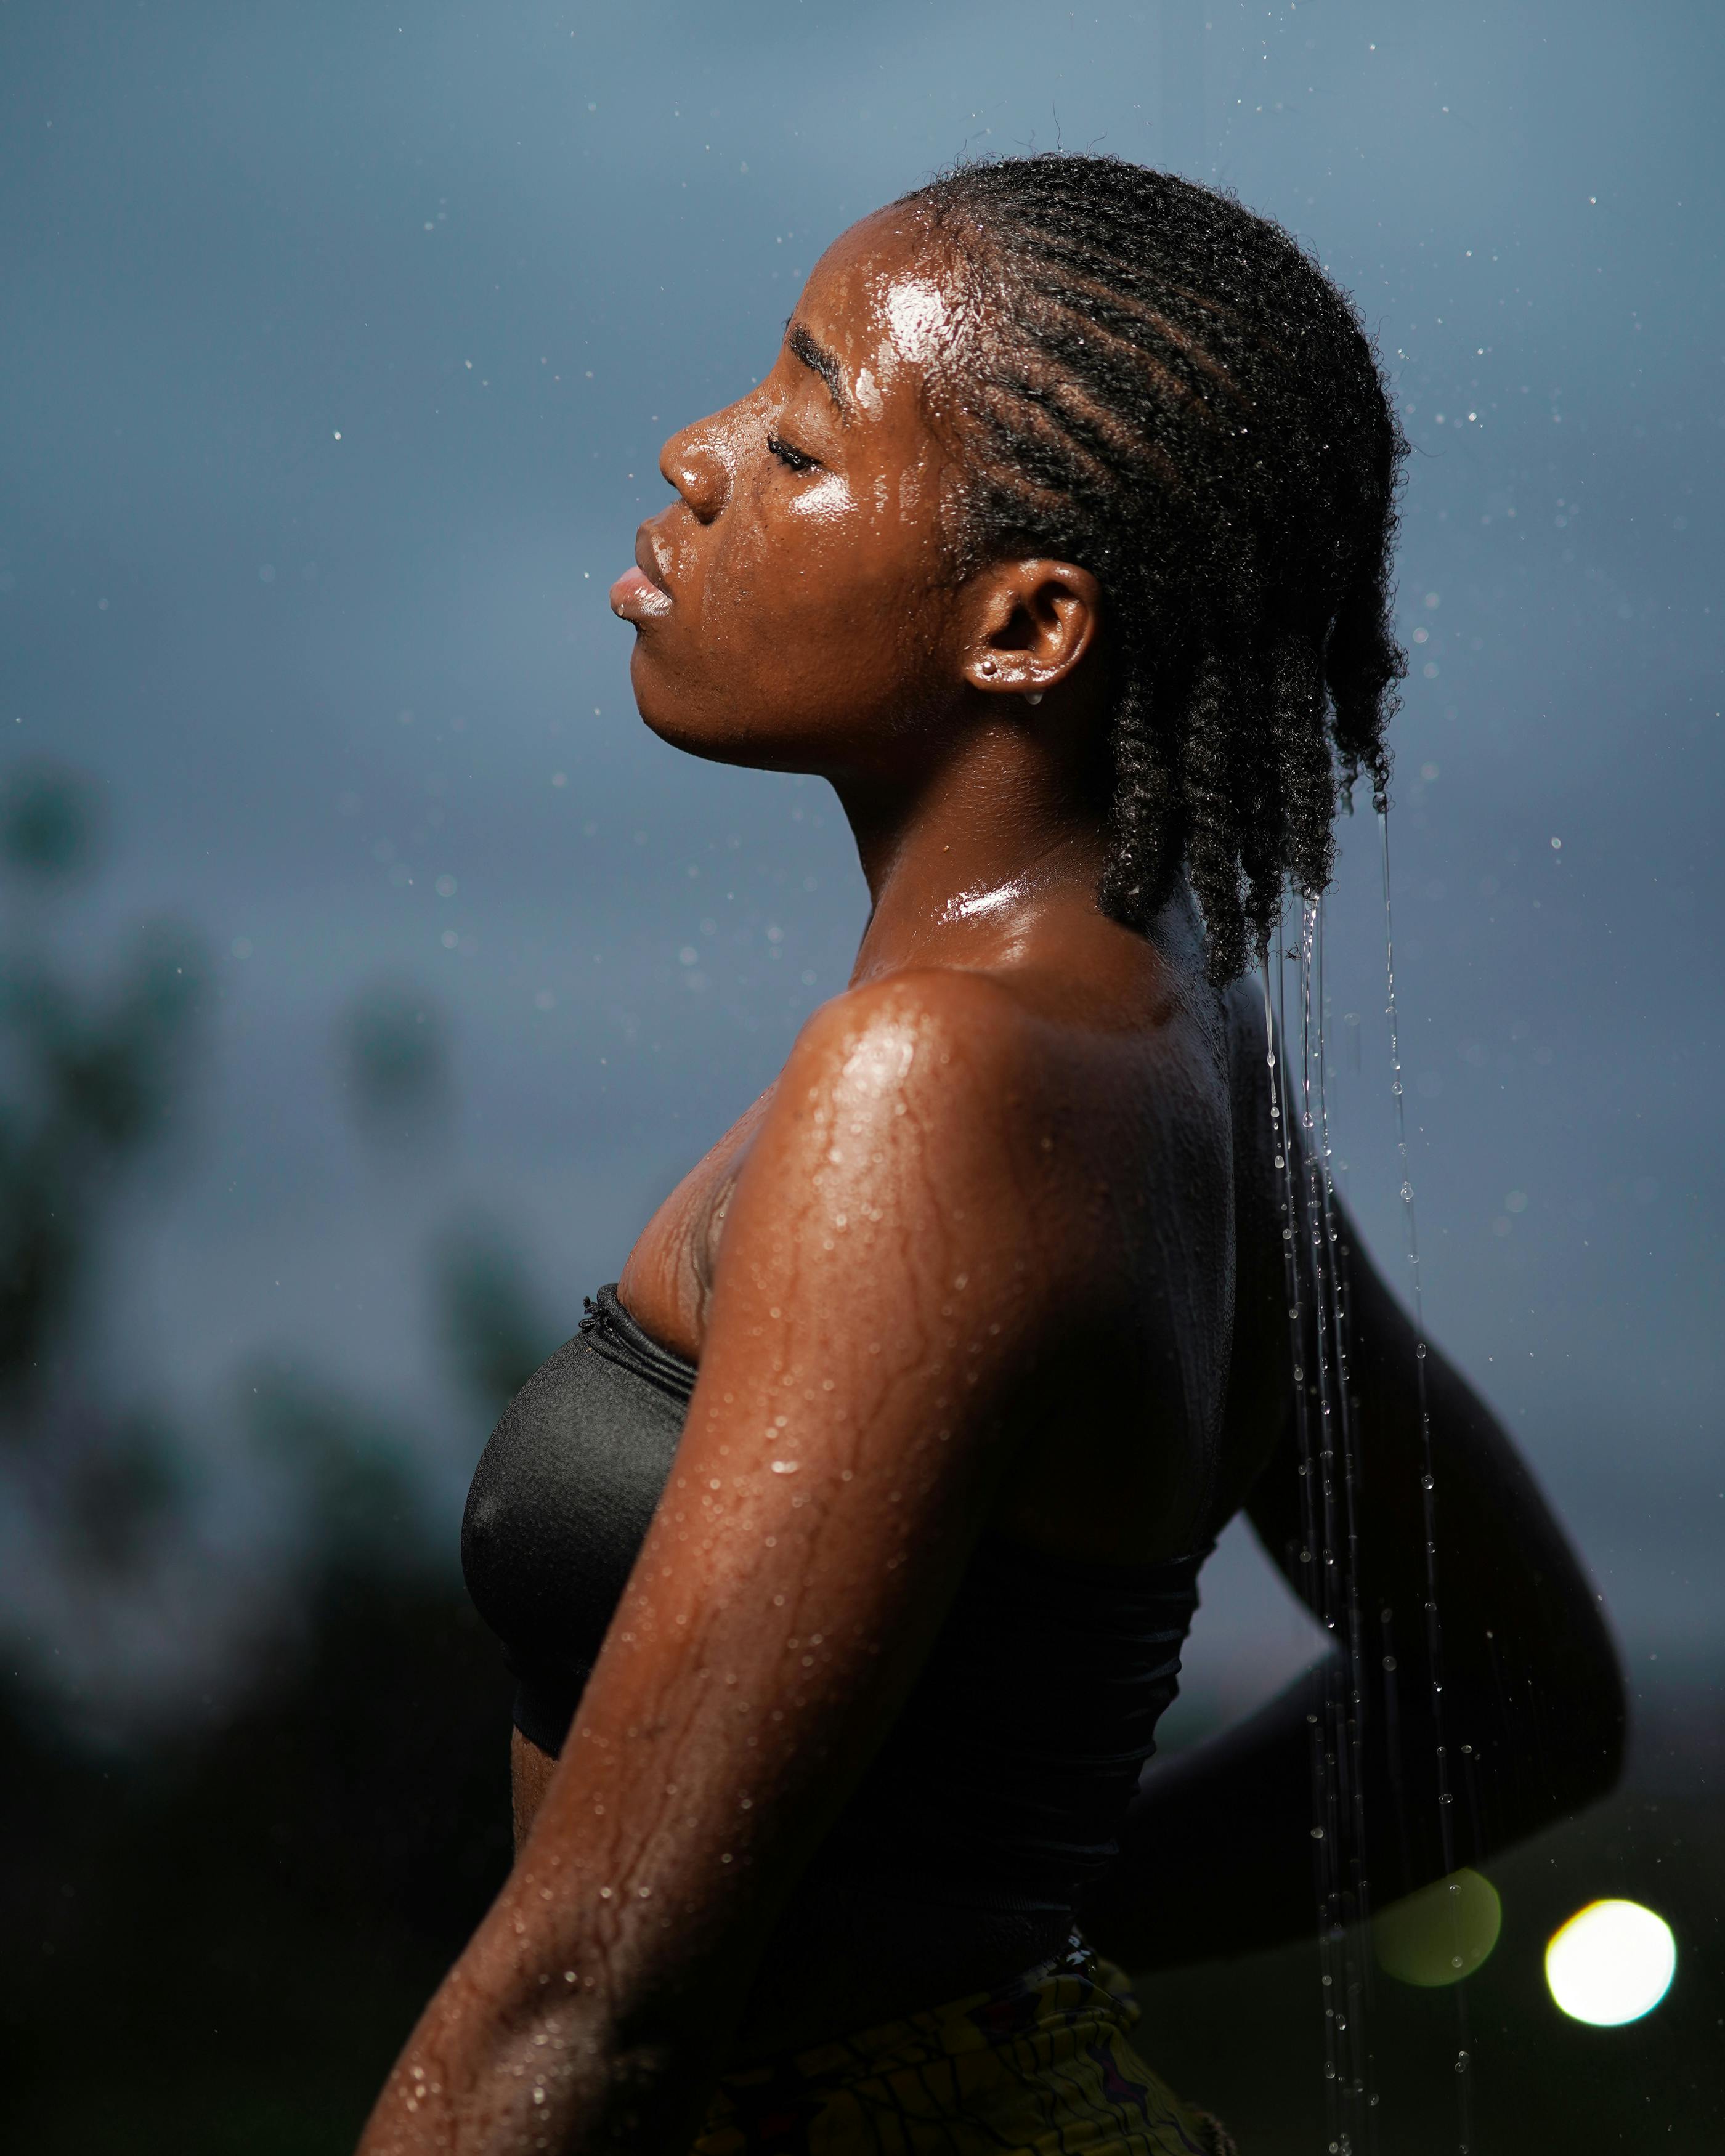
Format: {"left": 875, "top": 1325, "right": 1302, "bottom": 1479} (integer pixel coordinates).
{"left": 1, "top": 1, "right": 1719, "bottom": 2147}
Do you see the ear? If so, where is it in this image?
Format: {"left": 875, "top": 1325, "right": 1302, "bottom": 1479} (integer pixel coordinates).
{"left": 957, "top": 558, "right": 1103, "bottom": 703}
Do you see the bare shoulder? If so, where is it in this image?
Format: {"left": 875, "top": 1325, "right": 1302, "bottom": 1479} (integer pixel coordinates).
{"left": 785, "top": 965, "right": 1045, "bottom": 1097}
{"left": 755, "top": 959, "right": 1224, "bottom": 1220}
{"left": 759, "top": 966, "right": 1068, "bottom": 1185}
{"left": 724, "top": 967, "right": 1072, "bottom": 1292}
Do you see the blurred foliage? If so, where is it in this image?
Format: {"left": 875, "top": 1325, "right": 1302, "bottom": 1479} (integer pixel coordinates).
{"left": 0, "top": 760, "right": 105, "bottom": 884}
{"left": 0, "top": 922, "right": 208, "bottom": 1398}
{"left": 0, "top": 763, "right": 207, "bottom": 1414}
{"left": 0, "top": 766, "right": 544, "bottom": 2147}
{"left": 0, "top": 1563, "right": 513, "bottom": 2152}
{"left": 55, "top": 1405, "right": 187, "bottom": 1574}
{"left": 0, "top": 764, "right": 207, "bottom": 1590}
{"left": 244, "top": 1361, "right": 436, "bottom": 1575}
{"left": 431, "top": 1220, "right": 563, "bottom": 1422}
{"left": 338, "top": 973, "right": 452, "bottom": 1145}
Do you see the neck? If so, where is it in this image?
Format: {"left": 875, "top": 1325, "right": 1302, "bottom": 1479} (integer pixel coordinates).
{"left": 835, "top": 706, "right": 1112, "bottom": 984}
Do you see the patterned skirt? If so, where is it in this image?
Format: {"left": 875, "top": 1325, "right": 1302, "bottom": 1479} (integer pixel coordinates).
{"left": 694, "top": 1934, "right": 1235, "bottom": 2156}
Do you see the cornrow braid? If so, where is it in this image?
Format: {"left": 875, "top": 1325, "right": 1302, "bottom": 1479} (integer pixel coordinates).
{"left": 904, "top": 153, "right": 1408, "bottom": 983}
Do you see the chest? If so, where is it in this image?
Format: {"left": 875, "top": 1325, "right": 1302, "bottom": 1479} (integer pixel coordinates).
{"left": 617, "top": 1084, "right": 776, "bottom": 1360}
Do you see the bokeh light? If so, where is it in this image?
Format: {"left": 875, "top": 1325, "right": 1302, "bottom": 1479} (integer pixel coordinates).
{"left": 1374, "top": 1868, "right": 1503, "bottom": 1987}
{"left": 1544, "top": 1900, "right": 1676, "bottom": 2027}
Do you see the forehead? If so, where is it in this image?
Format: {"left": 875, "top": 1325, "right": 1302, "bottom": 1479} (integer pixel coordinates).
{"left": 794, "top": 207, "right": 968, "bottom": 399}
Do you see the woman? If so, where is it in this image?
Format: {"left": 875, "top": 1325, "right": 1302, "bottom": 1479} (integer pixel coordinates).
{"left": 360, "top": 155, "right": 1624, "bottom": 2154}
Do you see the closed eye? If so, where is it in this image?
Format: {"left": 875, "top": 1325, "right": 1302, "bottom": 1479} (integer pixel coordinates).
{"left": 767, "top": 432, "right": 821, "bottom": 475}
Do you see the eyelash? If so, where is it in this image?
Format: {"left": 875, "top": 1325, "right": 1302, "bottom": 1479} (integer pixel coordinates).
{"left": 767, "top": 433, "right": 820, "bottom": 475}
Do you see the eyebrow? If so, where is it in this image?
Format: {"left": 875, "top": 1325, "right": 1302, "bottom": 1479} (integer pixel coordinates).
{"left": 785, "top": 320, "right": 853, "bottom": 419}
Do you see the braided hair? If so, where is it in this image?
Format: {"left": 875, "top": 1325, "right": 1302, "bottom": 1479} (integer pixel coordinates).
{"left": 904, "top": 154, "right": 1408, "bottom": 983}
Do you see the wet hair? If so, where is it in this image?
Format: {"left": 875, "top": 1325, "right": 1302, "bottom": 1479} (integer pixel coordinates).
{"left": 904, "top": 154, "right": 1408, "bottom": 983}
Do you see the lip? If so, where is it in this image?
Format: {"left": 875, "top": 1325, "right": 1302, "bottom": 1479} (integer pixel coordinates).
{"left": 609, "top": 526, "right": 673, "bottom": 622}
{"left": 609, "top": 565, "right": 673, "bottom": 621}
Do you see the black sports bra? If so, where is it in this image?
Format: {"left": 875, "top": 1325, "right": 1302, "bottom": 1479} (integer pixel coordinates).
{"left": 461, "top": 1283, "right": 1210, "bottom": 1917}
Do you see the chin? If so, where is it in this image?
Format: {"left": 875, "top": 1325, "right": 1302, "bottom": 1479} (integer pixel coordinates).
{"left": 636, "top": 700, "right": 747, "bottom": 766}
{"left": 628, "top": 643, "right": 818, "bottom": 774}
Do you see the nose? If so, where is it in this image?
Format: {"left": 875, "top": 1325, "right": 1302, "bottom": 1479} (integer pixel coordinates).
{"left": 661, "top": 415, "right": 731, "bottom": 524}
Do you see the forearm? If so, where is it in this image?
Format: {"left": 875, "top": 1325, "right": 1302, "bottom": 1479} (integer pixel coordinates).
{"left": 355, "top": 1927, "right": 723, "bottom": 2156}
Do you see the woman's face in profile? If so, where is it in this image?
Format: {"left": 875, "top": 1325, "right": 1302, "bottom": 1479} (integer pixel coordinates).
{"left": 612, "top": 206, "right": 976, "bottom": 776}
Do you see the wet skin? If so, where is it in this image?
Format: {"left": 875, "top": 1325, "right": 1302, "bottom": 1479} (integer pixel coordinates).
{"left": 359, "top": 207, "right": 1624, "bottom": 2156}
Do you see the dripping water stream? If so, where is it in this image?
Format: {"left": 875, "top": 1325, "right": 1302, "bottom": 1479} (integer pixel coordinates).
{"left": 1264, "top": 919, "right": 1376, "bottom": 2156}
{"left": 1267, "top": 817, "right": 1480, "bottom": 2153}
{"left": 1312, "top": 897, "right": 1374, "bottom": 2005}
{"left": 1261, "top": 950, "right": 1328, "bottom": 2131}
{"left": 1303, "top": 896, "right": 1378, "bottom": 2149}
{"left": 1380, "top": 807, "right": 1475, "bottom": 2154}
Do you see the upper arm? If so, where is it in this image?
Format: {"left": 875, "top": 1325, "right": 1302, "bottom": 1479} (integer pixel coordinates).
{"left": 500, "top": 976, "right": 1055, "bottom": 2046}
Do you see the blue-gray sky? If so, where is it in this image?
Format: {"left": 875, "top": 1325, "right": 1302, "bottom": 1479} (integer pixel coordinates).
{"left": 2, "top": 1, "right": 1721, "bottom": 1714}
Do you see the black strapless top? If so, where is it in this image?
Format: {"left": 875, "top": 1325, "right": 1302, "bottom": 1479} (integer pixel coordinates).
{"left": 461, "top": 1284, "right": 1209, "bottom": 1918}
